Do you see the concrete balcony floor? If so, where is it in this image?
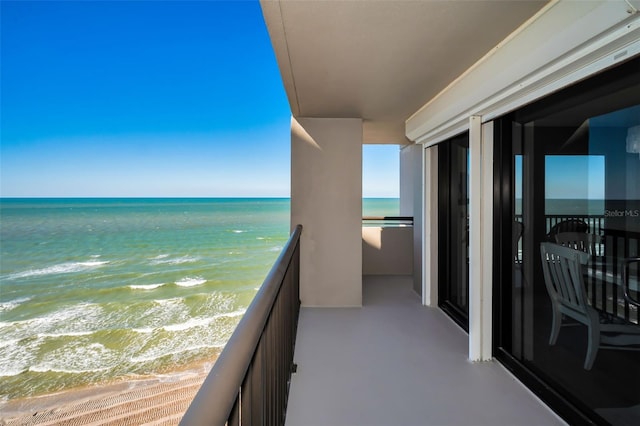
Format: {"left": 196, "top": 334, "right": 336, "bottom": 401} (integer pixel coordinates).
{"left": 285, "top": 275, "right": 566, "bottom": 426}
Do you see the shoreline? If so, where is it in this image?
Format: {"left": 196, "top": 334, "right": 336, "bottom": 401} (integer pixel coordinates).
{"left": 0, "top": 358, "right": 214, "bottom": 425}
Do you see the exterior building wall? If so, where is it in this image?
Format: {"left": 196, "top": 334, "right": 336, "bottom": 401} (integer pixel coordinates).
{"left": 291, "top": 117, "right": 363, "bottom": 307}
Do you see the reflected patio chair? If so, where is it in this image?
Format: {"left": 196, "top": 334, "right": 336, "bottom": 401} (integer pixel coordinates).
{"left": 540, "top": 242, "right": 640, "bottom": 370}
{"left": 554, "top": 232, "right": 603, "bottom": 257}
{"left": 546, "top": 219, "right": 589, "bottom": 242}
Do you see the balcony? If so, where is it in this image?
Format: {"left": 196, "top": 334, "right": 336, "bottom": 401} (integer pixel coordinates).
{"left": 182, "top": 226, "right": 566, "bottom": 425}
{"left": 284, "top": 275, "right": 564, "bottom": 426}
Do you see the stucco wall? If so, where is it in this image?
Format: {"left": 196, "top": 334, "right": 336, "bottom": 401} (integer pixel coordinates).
{"left": 400, "top": 147, "right": 414, "bottom": 216}
{"left": 362, "top": 226, "right": 413, "bottom": 275}
{"left": 291, "top": 117, "right": 363, "bottom": 307}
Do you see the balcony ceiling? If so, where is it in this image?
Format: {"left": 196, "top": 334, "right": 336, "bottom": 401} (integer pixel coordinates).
{"left": 260, "top": 0, "right": 549, "bottom": 144}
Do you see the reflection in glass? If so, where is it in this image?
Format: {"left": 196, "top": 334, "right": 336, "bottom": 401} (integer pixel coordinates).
{"left": 500, "top": 62, "right": 640, "bottom": 425}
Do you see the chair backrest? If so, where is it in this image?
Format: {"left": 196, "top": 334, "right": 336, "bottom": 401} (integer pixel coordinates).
{"left": 546, "top": 219, "right": 589, "bottom": 241}
{"left": 540, "top": 242, "right": 590, "bottom": 315}
{"left": 555, "top": 232, "right": 603, "bottom": 256}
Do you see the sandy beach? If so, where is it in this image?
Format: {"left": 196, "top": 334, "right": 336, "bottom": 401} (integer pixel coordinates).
{"left": 0, "top": 361, "right": 213, "bottom": 426}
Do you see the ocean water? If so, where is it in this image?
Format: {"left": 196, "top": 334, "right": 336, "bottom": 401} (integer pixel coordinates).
{"left": 362, "top": 198, "right": 399, "bottom": 217}
{"left": 0, "top": 197, "right": 399, "bottom": 401}
{"left": 0, "top": 198, "right": 290, "bottom": 400}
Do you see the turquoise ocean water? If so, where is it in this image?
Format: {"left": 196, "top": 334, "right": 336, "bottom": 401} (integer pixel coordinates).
{"left": 0, "top": 198, "right": 398, "bottom": 400}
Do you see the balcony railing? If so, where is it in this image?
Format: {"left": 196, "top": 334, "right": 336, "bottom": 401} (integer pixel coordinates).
{"left": 362, "top": 216, "right": 413, "bottom": 227}
{"left": 181, "top": 225, "right": 302, "bottom": 426}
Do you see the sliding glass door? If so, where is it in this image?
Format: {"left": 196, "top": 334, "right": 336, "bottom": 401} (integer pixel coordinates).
{"left": 439, "top": 133, "right": 470, "bottom": 329}
{"left": 495, "top": 57, "right": 640, "bottom": 425}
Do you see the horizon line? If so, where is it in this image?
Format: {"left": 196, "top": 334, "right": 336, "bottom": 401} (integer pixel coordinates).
{"left": 0, "top": 196, "right": 401, "bottom": 200}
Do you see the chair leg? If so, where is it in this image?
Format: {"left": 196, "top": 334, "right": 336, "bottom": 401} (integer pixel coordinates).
{"left": 584, "top": 320, "right": 600, "bottom": 370}
{"left": 549, "top": 305, "right": 561, "bottom": 345}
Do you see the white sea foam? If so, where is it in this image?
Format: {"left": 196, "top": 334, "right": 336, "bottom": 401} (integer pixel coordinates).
{"left": 218, "top": 310, "right": 245, "bottom": 319}
{"left": 28, "top": 365, "right": 111, "bottom": 374}
{"left": 29, "top": 342, "right": 117, "bottom": 374}
{"left": 232, "top": 230, "right": 245, "bottom": 233}
{"left": 0, "top": 367, "right": 25, "bottom": 377}
{"left": 154, "top": 297, "right": 183, "bottom": 306}
{"left": 269, "top": 246, "right": 283, "bottom": 252}
{"left": 0, "top": 303, "right": 104, "bottom": 343}
{"left": 37, "top": 330, "right": 94, "bottom": 338}
{"left": 132, "top": 327, "right": 155, "bottom": 334}
{"left": 150, "top": 256, "right": 200, "bottom": 266}
{"left": 0, "top": 297, "right": 31, "bottom": 312}
{"left": 163, "top": 317, "right": 212, "bottom": 332}
{"left": 0, "top": 338, "right": 21, "bottom": 349}
{"left": 0, "top": 338, "right": 37, "bottom": 377}
{"left": 121, "top": 298, "right": 190, "bottom": 332}
{"left": 129, "top": 283, "right": 165, "bottom": 290}
{"left": 6, "top": 261, "right": 110, "bottom": 280}
{"left": 125, "top": 308, "right": 244, "bottom": 366}
{"left": 149, "top": 254, "right": 169, "bottom": 260}
{"left": 130, "top": 343, "right": 224, "bottom": 364}
{"left": 162, "top": 310, "right": 245, "bottom": 332}
{"left": 175, "top": 277, "right": 206, "bottom": 287}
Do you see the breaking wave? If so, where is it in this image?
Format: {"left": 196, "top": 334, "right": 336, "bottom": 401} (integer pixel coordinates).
{"left": 175, "top": 277, "right": 206, "bottom": 287}
{"left": 6, "top": 260, "right": 109, "bottom": 280}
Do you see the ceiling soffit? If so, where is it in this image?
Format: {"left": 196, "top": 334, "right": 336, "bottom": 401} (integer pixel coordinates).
{"left": 262, "top": 0, "right": 548, "bottom": 143}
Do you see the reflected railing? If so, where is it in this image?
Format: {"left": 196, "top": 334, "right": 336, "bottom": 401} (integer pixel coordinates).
{"left": 180, "top": 225, "right": 302, "bottom": 426}
{"left": 545, "top": 214, "right": 606, "bottom": 237}
{"left": 588, "top": 228, "right": 639, "bottom": 324}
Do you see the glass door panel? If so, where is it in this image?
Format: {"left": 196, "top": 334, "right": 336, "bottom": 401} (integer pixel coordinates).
{"left": 497, "top": 58, "right": 640, "bottom": 425}
{"left": 439, "top": 133, "right": 470, "bottom": 329}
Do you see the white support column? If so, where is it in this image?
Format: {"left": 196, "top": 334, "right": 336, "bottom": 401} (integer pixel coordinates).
{"left": 423, "top": 145, "right": 438, "bottom": 307}
{"left": 469, "top": 115, "right": 493, "bottom": 361}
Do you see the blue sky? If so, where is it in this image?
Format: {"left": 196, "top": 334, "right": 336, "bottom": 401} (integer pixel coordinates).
{"left": 1, "top": 1, "right": 399, "bottom": 198}
{"left": 514, "top": 155, "right": 605, "bottom": 199}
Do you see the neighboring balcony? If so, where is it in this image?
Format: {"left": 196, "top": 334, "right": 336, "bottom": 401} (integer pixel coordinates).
{"left": 362, "top": 216, "right": 414, "bottom": 276}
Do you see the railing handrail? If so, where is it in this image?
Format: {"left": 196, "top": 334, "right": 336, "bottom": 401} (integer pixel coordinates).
{"left": 362, "top": 216, "right": 413, "bottom": 221}
{"left": 181, "top": 224, "right": 303, "bottom": 425}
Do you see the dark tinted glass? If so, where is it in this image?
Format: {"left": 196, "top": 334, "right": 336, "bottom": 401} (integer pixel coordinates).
{"left": 499, "top": 58, "right": 640, "bottom": 425}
